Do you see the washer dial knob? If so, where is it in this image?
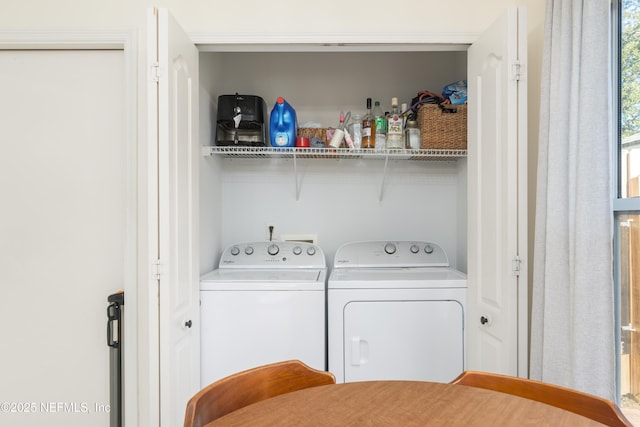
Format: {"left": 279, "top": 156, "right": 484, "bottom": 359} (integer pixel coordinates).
{"left": 230, "top": 246, "right": 240, "bottom": 256}
{"left": 410, "top": 244, "right": 420, "bottom": 254}
{"left": 306, "top": 246, "right": 316, "bottom": 256}
{"left": 244, "top": 246, "right": 254, "bottom": 255}
{"left": 293, "top": 246, "right": 302, "bottom": 255}
{"left": 267, "top": 244, "right": 279, "bottom": 256}
{"left": 384, "top": 243, "right": 397, "bottom": 254}
{"left": 424, "top": 244, "right": 434, "bottom": 254}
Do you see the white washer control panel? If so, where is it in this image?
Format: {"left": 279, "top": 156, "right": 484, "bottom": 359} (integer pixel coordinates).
{"left": 333, "top": 240, "right": 449, "bottom": 269}
{"left": 219, "top": 241, "right": 326, "bottom": 269}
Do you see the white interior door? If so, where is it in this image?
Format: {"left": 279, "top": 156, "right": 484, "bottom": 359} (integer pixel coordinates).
{"left": 467, "top": 7, "right": 528, "bottom": 376}
{"left": 0, "top": 49, "right": 131, "bottom": 426}
{"left": 149, "top": 7, "right": 201, "bottom": 426}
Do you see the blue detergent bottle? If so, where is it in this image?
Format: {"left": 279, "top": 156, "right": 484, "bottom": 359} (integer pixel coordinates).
{"left": 270, "top": 97, "right": 297, "bottom": 147}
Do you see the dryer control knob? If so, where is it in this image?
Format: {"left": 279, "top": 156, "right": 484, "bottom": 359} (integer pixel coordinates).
{"left": 424, "top": 245, "right": 434, "bottom": 254}
{"left": 244, "top": 246, "right": 254, "bottom": 255}
{"left": 410, "top": 244, "right": 420, "bottom": 254}
{"left": 230, "top": 246, "right": 240, "bottom": 256}
{"left": 307, "top": 246, "right": 316, "bottom": 256}
{"left": 384, "top": 243, "right": 397, "bottom": 254}
{"left": 267, "top": 244, "right": 279, "bottom": 256}
{"left": 293, "top": 246, "right": 302, "bottom": 255}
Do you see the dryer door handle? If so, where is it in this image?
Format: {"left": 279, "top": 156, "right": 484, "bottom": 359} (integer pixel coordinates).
{"left": 351, "top": 336, "right": 361, "bottom": 365}
{"left": 350, "top": 336, "right": 369, "bottom": 366}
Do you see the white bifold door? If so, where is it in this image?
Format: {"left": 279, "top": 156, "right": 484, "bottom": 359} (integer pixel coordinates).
{"left": 148, "top": 7, "right": 201, "bottom": 427}
{"left": 467, "top": 7, "right": 528, "bottom": 377}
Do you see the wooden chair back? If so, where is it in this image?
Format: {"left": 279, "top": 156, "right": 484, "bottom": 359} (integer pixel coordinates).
{"left": 184, "top": 360, "right": 336, "bottom": 427}
{"left": 451, "top": 370, "right": 632, "bottom": 427}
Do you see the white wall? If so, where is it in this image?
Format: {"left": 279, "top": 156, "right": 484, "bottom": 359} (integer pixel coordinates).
{"left": 160, "top": 0, "right": 517, "bottom": 37}
{"left": 198, "top": 53, "right": 224, "bottom": 273}
{"left": 0, "top": 1, "right": 536, "bottom": 37}
{"left": 218, "top": 159, "right": 464, "bottom": 269}
{"left": 205, "top": 51, "right": 466, "bottom": 127}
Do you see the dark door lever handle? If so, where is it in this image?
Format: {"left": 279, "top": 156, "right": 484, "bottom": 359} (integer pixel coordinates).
{"left": 185, "top": 320, "right": 192, "bottom": 328}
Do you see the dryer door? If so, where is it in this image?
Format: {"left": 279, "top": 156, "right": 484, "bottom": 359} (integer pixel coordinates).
{"left": 344, "top": 300, "right": 464, "bottom": 383}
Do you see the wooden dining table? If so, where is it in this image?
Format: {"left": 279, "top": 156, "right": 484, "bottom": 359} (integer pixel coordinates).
{"left": 205, "top": 380, "right": 608, "bottom": 426}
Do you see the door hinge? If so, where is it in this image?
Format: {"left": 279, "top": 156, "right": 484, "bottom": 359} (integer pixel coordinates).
{"left": 511, "top": 61, "right": 521, "bottom": 81}
{"left": 152, "top": 259, "right": 162, "bottom": 280}
{"left": 512, "top": 256, "right": 521, "bottom": 276}
{"left": 151, "top": 62, "right": 160, "bottom": 83}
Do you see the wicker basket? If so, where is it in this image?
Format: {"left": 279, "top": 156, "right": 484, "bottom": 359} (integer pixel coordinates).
{"left": 297, "top": 128, "right": 328, "bottom": 145}
{"left": 417, "top": 104, "right": 467, "bottom": 150}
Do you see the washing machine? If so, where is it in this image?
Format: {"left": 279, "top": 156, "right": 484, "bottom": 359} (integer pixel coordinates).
{"left": 200, "top": 241, "right": 327, "bottom": 386}
{"left": 328, "top": 240, "right": 467, "bottom": 384}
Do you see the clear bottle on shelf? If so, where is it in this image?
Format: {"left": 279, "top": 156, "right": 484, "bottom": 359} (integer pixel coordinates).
{"left": 348, "top": 113, "right": 363, "bottom": 148}
{"left": 405, "top": 119, "right": 421, "bottom": 149}
{"left": 386, "top": 97, "right": 405, "bottom": 149}
{"left": 373, "top": 101, "right": 386, "bottom": 150}
{"left": 361, "top": 98, "right": 375, "bottom": 149}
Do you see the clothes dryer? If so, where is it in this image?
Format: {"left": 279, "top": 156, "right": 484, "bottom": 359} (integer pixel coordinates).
{"left": 200, "top": 241, "right": 326, "bottom": 386}
{"left": 328, "top": 240, "right": 467, "bottom": 383}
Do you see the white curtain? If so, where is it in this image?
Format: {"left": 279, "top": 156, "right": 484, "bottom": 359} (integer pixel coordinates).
{"left": 530, "top": 0, "right": 614, "bottom": 400}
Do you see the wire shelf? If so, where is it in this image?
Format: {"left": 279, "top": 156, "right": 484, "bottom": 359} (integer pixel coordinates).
{"left": 203, "top": 146, "right": 467, "bottom": 160}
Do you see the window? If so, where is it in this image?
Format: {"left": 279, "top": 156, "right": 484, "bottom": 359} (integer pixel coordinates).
{"left": 617, "top": 0, "right": 640, "bottom": 415}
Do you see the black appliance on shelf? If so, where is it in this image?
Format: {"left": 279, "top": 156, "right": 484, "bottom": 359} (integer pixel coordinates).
{"left": 215, "top": 93, "right": 267, "bottom": 146}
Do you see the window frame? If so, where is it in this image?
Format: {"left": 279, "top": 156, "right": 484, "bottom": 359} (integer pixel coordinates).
{"left": 613, "top": 0, "right": 640, "bottom": 404}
